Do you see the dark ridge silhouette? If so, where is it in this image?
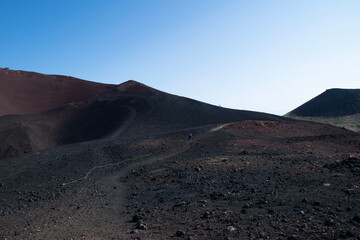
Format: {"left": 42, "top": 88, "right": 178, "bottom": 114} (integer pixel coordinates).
{"left": 0, "top": 76, "right": 286, "bottom": 160}
{"left": 59, "top": 80, "right": 287, "bottom": 143}
{"left": 0, "top": 69, "right": 116, "bottom": 116}
{"left": 287, "top": 88, "right": 360, "bottom": 117}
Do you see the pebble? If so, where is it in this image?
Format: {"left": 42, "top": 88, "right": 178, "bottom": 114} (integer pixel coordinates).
{"left": 136, "top": 220, "right": 148, "bottom": 230}
{"left": 197, "top": 200, "right": 207, "bottom": 205}
{"left": 176, "top": 230, "right": 185, "bottom": 237}
{"left": 301, "top": 198, "right": 308, "bottom": 203}
{"left": 352, "top": 214, "right": 360, "bottom": 222}
{"left": 227, "top": 226, "right": 236, "bottom": 232}
{"left": 130, "top": 229, "right": 138, "bottom": 234}
{"left": 243, "top": 203, "right": 251, "bottom": 208}
{"left": 345, "top": 230, "right": 355, "bottom": 237}
{"left": 132, "top": 214, "right": 143, "bottom": 222}
{"left": 202, "top": 211, "right": 210, "bottom": 219}
{"left": 324, "top": 219, "right": 335, "bottom": 226}
{"left": 344, "top": 189, "right": 354, "bottom": 195}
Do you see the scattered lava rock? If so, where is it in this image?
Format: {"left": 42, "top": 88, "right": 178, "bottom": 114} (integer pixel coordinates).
{"left": 226, "top": 226, "right": 236, "bottom": 232}
{"left": 202, "top": 211, "right": 211, "bottom": 219}
{"left": 324, "top": 219, "right": 335, "bottom": 226}
{"left": 1, "top": 117, "right": 360, "bottom": 239}
{"left": 326, "top": 156, "right": 360, "bottom": 175}
{"left": 353, "top": 214, "right": 360, "bottom": 223}
{"left": 132, "top": 214, "right": 143, "bottom": 222}
{"left": 136, "top": 220, "right": 148, "bottom": 230}
{"left": 176, "top": 230, "right": 186, "bottom": 237}
{"left": 345, "top": 230, "right": 355, "bottom": 238}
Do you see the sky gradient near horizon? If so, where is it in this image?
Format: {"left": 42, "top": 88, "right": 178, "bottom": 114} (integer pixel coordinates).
{"left": 1, "top": 0, "right": 359, "bottom": 115}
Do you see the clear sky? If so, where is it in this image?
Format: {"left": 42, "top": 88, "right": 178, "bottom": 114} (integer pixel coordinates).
{"left": 1, "top": 0, "right": 359, "bottom": 115}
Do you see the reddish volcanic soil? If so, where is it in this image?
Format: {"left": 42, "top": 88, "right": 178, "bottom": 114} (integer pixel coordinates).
{"left": 0, "top": 69, "right": 115, "bottom": 116}
{"left": 0, "top": 72, "right": 359, "bottom": 239}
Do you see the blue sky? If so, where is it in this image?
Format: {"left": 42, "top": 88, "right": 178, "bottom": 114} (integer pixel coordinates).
{"left": 1, "top": 0, "right": 359, "bottom": 115}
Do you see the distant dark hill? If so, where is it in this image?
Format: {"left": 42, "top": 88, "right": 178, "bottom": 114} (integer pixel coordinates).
{"left": 0, "top": 68, "right": 115, "bottom": 116}
{"left": 0, "top": 77, "right": 286, "bottom": 160}
{"left": 286, "top": 88, "right": 360, "bottom": 133}
{"left": 287, "top": 88, "right": 360, "bottom": 117}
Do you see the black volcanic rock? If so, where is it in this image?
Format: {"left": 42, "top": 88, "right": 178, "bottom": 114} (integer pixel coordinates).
{"left": 0, "top": 111, "right": 360, "bottom": 239}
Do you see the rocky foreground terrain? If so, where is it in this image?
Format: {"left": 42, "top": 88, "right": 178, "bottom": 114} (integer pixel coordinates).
{"left": 1, "top": 120, "right": 359, "bottom": 240}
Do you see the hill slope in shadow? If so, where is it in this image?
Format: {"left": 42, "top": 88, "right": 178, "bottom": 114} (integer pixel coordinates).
{"left": 286, "top": 88, "right": 360, "bottom": 132}
{"left": 0, "top": 77, "right": 286, "bottom": 160}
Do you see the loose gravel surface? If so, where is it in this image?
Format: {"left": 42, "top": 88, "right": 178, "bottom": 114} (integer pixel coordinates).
{"left": 1, "top": 121, "right": 360, "bottom": 240}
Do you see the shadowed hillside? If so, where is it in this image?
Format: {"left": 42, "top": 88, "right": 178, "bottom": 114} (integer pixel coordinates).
{"left": 0, "top": 77, "right": 286, "bottom": 160}
{"left": 287, "top": 88, "right": 360, "bottom": 117}
{"left": 286, "top": 88, "right": 360, "bottom": 132}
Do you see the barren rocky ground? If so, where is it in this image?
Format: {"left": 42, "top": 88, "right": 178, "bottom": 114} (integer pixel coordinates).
{"left": 1, "top": 71, "right": 359, "bottom": 239}
{"left": 1, "top": 120, "right": 359, "bottom": 240}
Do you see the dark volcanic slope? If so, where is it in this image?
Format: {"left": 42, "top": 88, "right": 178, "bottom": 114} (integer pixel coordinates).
{"left": 288, "top": 88, "right": 360, "bottom": 117}
{"left": 111, "top": 81, "right": 285, "bottom": 138}
{"left": 0, "top": 80, "right": 286, "bottom": 160}
{"left": 0, "top": 68, "right": 115, "bottom": 116}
